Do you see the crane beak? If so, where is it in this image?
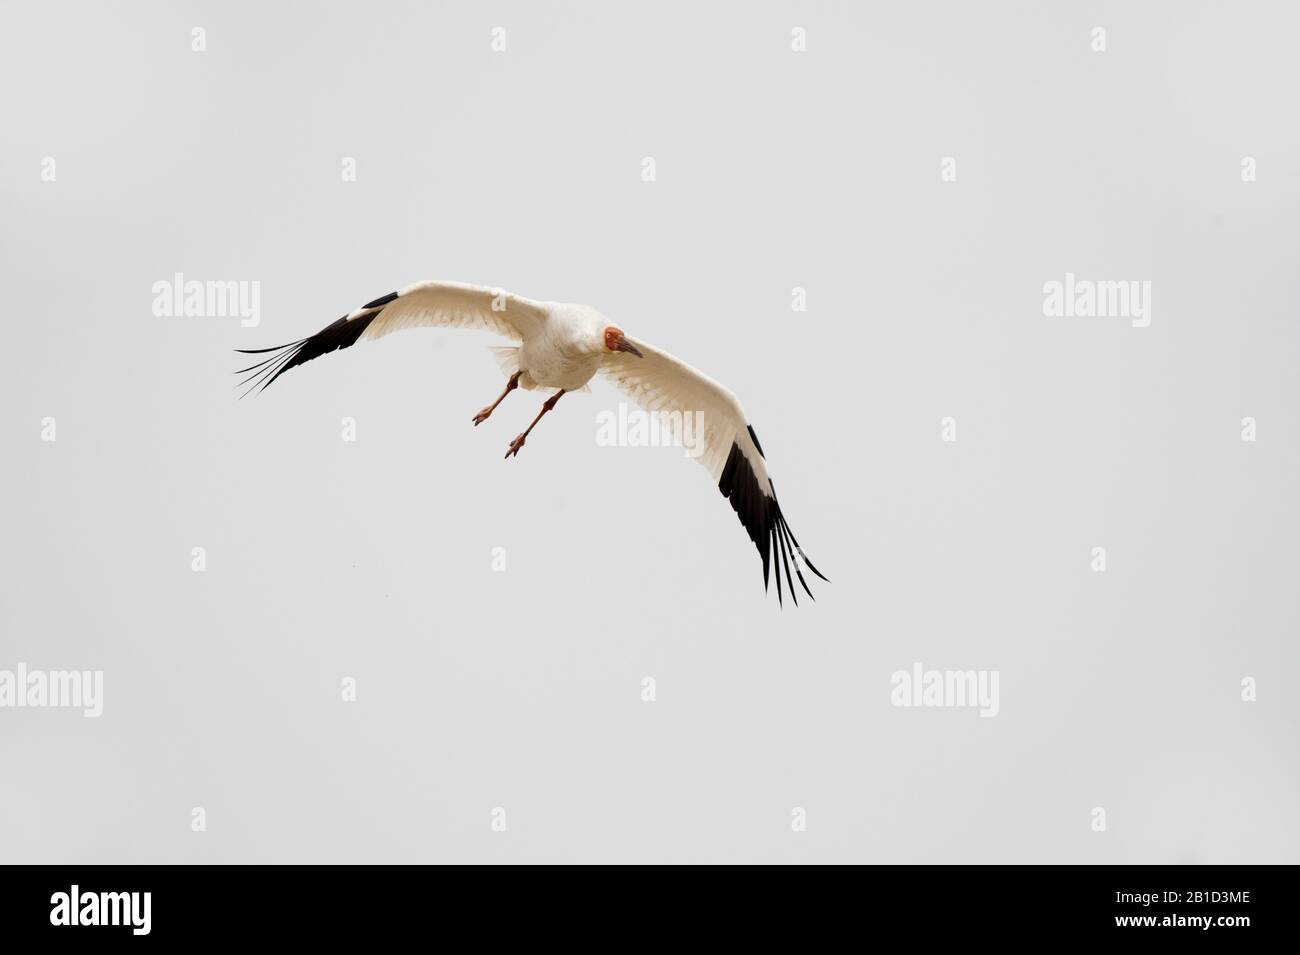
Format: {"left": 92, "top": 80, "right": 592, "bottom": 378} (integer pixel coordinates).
{"left": 614, "top": 338, "right": 644, "bottom": 358}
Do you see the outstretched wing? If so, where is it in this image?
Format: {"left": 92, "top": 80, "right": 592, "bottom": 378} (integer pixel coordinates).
{"left": 600, "top": 336, "right": 828, "bottom": 605}
{"left": 235, "top": 281, "right": 548, "bottom": 395}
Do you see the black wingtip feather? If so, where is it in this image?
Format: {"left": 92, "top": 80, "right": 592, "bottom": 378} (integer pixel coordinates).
{"left": 772, "top": 529, "right": 784, "bottom": 608}
{"left": 779, "top": 517, "right": 815, "bottom": 601}
{"left": 769, "top": 519, "right": 790, "bottom": 608}
{"left": 234, "top": 336, "right": 309, "bottom": 355}
{"left": 718, "top": 429, "right": 827, "bottom": 606}
{"left": 232, "top": 309, "right": 381, "bottom": 396}
{"left": 362, "top": 290, "right": 400, "bottom": 309}
{"left": 778, "top": 511, "right": 829, "bottom": 583}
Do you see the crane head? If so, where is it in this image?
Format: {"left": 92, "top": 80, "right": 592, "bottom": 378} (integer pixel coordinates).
{"left": 604, "top": 326, "right": 644, "bottom": 358}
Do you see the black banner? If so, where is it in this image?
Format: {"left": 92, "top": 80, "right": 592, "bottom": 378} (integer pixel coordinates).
{"left": 0, "top": 865, "right": 1283, "bottom": 941}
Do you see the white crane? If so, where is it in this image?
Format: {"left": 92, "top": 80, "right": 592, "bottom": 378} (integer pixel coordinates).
{"left": 237, "top": 281, "right": 828, "bottom": 604}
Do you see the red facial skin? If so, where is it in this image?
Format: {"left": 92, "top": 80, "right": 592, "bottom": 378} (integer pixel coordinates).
{"left": 604, "top": 327, "right": 624, "bottom": 351}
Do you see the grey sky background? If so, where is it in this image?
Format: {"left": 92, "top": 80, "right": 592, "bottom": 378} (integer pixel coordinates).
{"left": 2, "top": 1, "right": 1297, "bottom": 863}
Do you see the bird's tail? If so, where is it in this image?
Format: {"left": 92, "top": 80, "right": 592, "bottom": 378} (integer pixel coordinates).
{"left": 488, "top": 345, "right": 521, "bottom": 380}
{"left": 487, "top": 346, "right": 585, "bottom": 393}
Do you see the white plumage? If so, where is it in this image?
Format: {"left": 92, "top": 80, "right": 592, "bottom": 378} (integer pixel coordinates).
{"left": 236, "top": 281, "right": 827, "bottom": 603}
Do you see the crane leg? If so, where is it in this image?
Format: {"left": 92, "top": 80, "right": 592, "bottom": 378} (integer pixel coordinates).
{"left": 473, "top": 372, "right": 521, "bottom": 426}
{"left": 505, "top": 390, "right": 565, "bottom": 459}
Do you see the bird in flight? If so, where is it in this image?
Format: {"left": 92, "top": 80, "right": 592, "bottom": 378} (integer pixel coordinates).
{"left": 236, "top": 281, "right": 828, "bottom": 604}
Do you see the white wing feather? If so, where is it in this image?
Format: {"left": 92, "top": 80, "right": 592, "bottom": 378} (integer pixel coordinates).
{"left": 599, "top": 334, "right": 828, "bottom": 605}
{"left": 359, "top": 281, "right": 549, "bottom": 343}
{"left": 599, "top": 336, "right": 770, "bottom": 490}
{"left": 236, "top": 281, "right": 549, "bottom": 394}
